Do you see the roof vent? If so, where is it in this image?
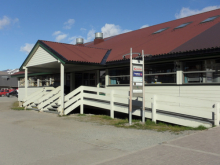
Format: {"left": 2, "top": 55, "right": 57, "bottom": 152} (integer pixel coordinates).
{"left": 94, "top": 32, "right": 104, "bottom": 44}
{"left": 95, "top": 32, "right": 103, "bottom": 39}
{"left": 76, "top": 38, "right": 84, "bottom": 45}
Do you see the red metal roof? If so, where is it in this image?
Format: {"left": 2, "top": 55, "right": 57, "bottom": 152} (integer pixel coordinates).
{"left": 37, "top": 9, "right": 220, "bottom": 64}
{"left": 41, "top": 41, "right": 110, "bottom": 63}
{"left": 86, "top": 9, "right": 220, "bottom": 62}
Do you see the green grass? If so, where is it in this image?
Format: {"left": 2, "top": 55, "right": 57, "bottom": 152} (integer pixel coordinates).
{"left": 73, "top": 114, "right": 208, "bottom": 133}
{"left": 11, "top": 101, "right": 30, "bottom": 110}
{"left": 78, "top": 114, "right": 86, "bottom": 116}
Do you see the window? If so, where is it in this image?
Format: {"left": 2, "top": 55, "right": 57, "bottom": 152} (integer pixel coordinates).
{"left": 200, "top": 15, "right": 219, "bottom": 24}
{"left": 109, "top": 67, "right": 129, "bottom": 85}
{"left": 109, "top": 63, "right": 176, "bottom": 85}
{"left": 153, "top": 27, "right": 169, "bottom": 34}
{"left": 183, "top": 59, "right": 220, "bottom": 83}
{"left": 145, "top": 63, "right": 176, "bottom": 84}
{"left": 174, "top": 22, "right": 192, "bottom": 29}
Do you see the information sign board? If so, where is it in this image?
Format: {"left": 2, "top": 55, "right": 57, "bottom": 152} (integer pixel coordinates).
{"left": 133, "top": 72, "right": 143, "bottom": 77}
{"left": 129, "top": 48, "right": 145, "bottom": 124}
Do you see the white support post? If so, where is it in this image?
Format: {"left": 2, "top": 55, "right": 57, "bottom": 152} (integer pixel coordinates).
{"left": 214, "top": 102, "right": 220, "bottom": 126}
{"left": 49, "top": 78, "right": 52, "bottom": 85}
{"left": 24, "top": 67, "right": 28, "bottom": 99}
{"left": 142, "top": 50, "right": 145, "bottom": 123}
{"left": 129, "top": 48, "right": 132, "bottom": 125}
{"left": 110, "top": 90, "right": 114, "bottom": 118}
{"left": 18, "top": 81, "right": 20, "bottom": 88}
{"left": 80, "top": 87, "right": 84, "bottom": 114}
{"left": 151, "top": 95, "right": 157, "bottom": 123}
{"left": 176, "top": 61, "right": 183, "bottom": 85}
{"left": 37, "top": 79, "right": 40, "bottom": 87}
{"left": 97, "top": 70, "right": 100, "bottom": 95}
{"left": 105, "top": 69, "right": 109, "bottom": 87}
{"left": 60, "top": 63, "right": 65, "bottom": 115}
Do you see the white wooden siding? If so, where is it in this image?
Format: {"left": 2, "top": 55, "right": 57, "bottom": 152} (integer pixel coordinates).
{"left": 26, "top": 47, "right": 57, "bottom": 67}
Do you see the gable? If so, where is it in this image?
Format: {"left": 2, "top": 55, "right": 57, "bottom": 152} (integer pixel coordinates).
{"left": 26, "top": 46, "right": 57, "bottom": 67}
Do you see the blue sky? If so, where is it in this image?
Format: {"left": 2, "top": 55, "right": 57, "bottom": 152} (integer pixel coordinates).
{"left": 0, "top": 0, "right": 220, "bottom": 70}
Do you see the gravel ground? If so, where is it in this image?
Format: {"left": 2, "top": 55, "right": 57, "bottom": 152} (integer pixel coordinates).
{"left": 0, "top": 97, "right": 198, "bottom": 164}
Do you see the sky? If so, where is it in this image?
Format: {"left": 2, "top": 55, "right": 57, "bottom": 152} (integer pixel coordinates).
{"left": 0, "top": 0, "right": 220, "bottom": 70}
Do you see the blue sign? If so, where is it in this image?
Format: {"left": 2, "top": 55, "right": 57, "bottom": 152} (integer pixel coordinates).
{"left": 133, "top": 72, "right": 143, "bottom": 77}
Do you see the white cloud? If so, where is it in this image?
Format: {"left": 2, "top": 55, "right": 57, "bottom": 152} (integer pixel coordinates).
{"left": 52, "top": 31, "right": 61, "bottom": 36}
{"left": 69, "top": 29, "right": 95, "bottom": 44}
{"left": 20, "top": 43, "right": 34, "bottom": 54}
{"left": 101, "top": 23, "right": 131, "bottom": 38}
{"left": 69, "top": 24, "right": 131, "bottom": 45}
{"left": 55, "top": 34, "right": 67, "bottom": 42}
{"left": 52, "top": 31, "right": 68, "bottom": 42}
{"left": 85, "top": 29, "right": 95, "bottom": 42}
{"left": 63, "top": 19, "right": 75, "bottom": 29}
{"left": 0, "top": 16, "right": 19, "bottom": 29}
{"left": 80, "top": 28, "right": 86, "bottom": 31}
{"left": 175, "top": 6, "right": 220, "bottom": 19}
{"left": 140, "top": 24, "right": 149, "bottom": 29}
{"left": 0, "top": 16, "right": 11, "bottom": 29}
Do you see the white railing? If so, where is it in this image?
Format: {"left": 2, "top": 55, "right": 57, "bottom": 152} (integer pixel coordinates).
{"left": 23, "top": 87, "right": 54, "bottom": 107}
{"left": 62, "top": 86, "right": 219, "bottom": 128}
{"left": 38, "top": 86, "right": 60, "bottom": 103}
{"left": 37, "top": 86, "right": 61, "bottom": 110}
{"left": 37, "top": 91, "right": 60, "bottom": 110}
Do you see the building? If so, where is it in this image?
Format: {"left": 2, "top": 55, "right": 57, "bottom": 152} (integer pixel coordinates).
{"left": 0, "top": 71, "right": 18, "bottom": 89}
{"left": 13, "top": 9, "right": 220, "bottom": 127}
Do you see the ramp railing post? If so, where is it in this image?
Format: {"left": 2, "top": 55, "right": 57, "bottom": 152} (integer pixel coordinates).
{"left": 110, "top": 90, "right": 114, "bottom": 118}
{"left": 214, "top": 102, "right": 220, "bottom": 126}
{"left": 80, "top": 87, "right": 84, "bottom": 114}
{"left": 37, "top": 79, "right": 40, "bottom": 87}
{"left": 151, "top": 95, "right": 157, "bottom": 123}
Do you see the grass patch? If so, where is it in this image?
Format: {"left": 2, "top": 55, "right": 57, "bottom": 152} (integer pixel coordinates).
{"left": 71, "top": 114, "right": 208, "bottom": 133}
{"left": 11, "top": 101, "right": 30, "bottom": 110}
{"left": 78, "top": 114, "right": 86, "bottom": 116}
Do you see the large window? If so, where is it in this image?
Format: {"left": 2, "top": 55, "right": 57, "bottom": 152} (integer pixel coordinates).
{"left": 183, "top": 59, "right": 220, "bottom": 83}
{"left": 109, "top": 67, "right": 130, "bottom": 85}
{"left": 145, "top": 63, "right": 176, "bottom": 84}
{"left": 109, "top": 63, "right": 176, "bottom": 85}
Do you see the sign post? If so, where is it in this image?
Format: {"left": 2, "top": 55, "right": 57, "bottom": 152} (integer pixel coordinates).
{"left": 129, "top": 48, "right": 145, "bottom": 125}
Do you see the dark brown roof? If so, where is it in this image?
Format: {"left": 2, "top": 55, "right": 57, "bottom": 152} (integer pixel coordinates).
{"left": 41, "top": 41, "right": 110, "bottom": 64}
{"left": 85, "top": 9, "right": 220, "bottom": 62}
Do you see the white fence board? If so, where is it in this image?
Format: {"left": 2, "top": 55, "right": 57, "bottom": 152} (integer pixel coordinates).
{"left": 156, "top": 104, "right": 213, "bottom": 119}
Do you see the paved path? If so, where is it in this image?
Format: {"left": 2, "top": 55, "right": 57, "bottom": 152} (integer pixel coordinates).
{"left": 0, "top": 97, "right": 219, "bottom": 165}
{"left": 96, "top": 125, "right": 220, "bottom": 165}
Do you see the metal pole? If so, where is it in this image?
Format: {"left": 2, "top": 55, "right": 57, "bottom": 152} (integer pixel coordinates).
{"left": 142, "top": 50, "right": 145, "bottom": 123}
{"left": 129, "top": 48, "right": 132, "bottom": 125}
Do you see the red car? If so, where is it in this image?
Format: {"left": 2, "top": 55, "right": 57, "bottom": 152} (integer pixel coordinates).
{"left": 0, "top": 89, "right": 14, "bottom": 97}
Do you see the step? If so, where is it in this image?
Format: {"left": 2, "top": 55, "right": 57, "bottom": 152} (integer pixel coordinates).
{"left": 29, "top": 108, "right": 40, "bottom": 111}
{"left": 51, "top": 105, "right": 59, "bottom": 108}
{"left": 47, "top": 108, "right": 57, "bottom": 111}
{"left": 43, "top": 110, "right": 59, "bottom": 114}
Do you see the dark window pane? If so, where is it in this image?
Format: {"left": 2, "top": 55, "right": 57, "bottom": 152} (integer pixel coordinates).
{"left": 145, "top": 74, "right": 176, "bottom": 84}
{"left": 145, "top": 63, "right": 175, "bottom": 74}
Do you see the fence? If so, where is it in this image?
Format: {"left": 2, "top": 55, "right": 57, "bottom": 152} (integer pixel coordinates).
{"left": 62, "top": 86, "right": 219, "bottom": 128}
